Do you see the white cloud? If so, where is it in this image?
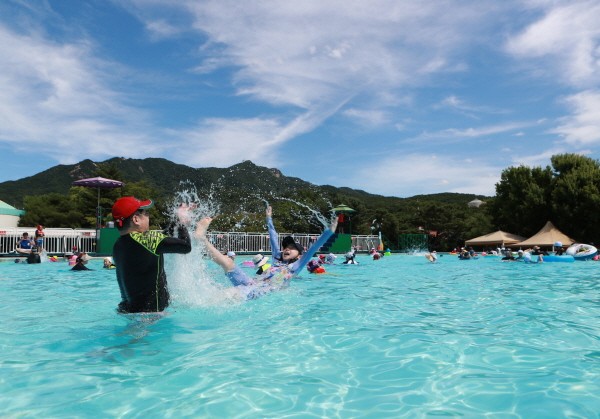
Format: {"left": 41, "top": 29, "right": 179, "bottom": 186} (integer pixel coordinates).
{"left": 149, "top": 0, "right": 497, "bottom": 112}
{"left": 505, "top": 1, "right": 600, "bottom": 87}
{"left": 342, "top": 108, "right": 390, "bottom": 126}
{"left": 167, "top": 107, "right": 339, "bottom": 168}
{"left": 442, "top": 123, "right": 533, "bottom": 138}
{"left": 436, "top": 95, "right": 508, "bottom": 117}
{"left": 552, "top": 90, "right": 600, "bottom": 145}
{"left": 347, "top": 154, "right": 501, "bottom": 197}
{"left": 0, "top": 24, "right": 155, "bottom": 162}
{"left": 167, "top": 117, "right": 282, "bottom": 168}
{"left": 409, "top": 121, "right": 535, "bottom": 144}
{"left": 511, "top": 148, "right": 567, "bottom": 168}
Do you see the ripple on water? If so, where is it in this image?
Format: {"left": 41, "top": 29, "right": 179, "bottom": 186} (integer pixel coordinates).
{"left": 1, "top": 255, "right": 599, "bottom": 417}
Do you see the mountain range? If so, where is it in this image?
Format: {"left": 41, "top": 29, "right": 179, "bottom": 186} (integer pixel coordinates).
{"left": 0, "top": 157, "right": 487, "bottom": 210}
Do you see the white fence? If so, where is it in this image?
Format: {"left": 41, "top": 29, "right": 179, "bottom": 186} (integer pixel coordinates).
{"left": 0, "top": 227, "right": 96, "bottom": 255}
{"left": 0, "top": 227, "right": 380, "bottom": 255}
{"left": 206, "top": 232, "right": 380, "bottom": 254}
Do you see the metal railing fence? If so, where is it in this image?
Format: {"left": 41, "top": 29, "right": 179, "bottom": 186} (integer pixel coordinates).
{"left": 0, "top": 227, "right": 96, "bottom": 255}
{"left": 0, "top": 227, "right": 379, "bottom": 255}
{"left": 207, "top": 232, "right": 379, "bottom": 254}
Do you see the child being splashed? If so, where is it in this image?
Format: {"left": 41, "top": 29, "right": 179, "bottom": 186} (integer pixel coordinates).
{"left": 196, "top": 205, "right": 338, "bottom": 299}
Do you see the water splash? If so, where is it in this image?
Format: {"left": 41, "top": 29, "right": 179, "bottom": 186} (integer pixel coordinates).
{"left": 406, "top": 247, "right": 429, "bottom": 256}
{"left": 163, "top": 181, "right": 242, "bottom": 308}
{"left": 161, "top": 181, "right": 335, "bottom": 308}
{"left": 276, "top": 196, "right": 334, "bottom": 229}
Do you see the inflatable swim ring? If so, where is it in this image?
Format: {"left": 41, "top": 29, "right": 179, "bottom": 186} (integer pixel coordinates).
{"left": 566, "top": 243, "right": 598, "bottom": 261}
{"left": 543, "top": 255, "right": 574, "bottom": 263}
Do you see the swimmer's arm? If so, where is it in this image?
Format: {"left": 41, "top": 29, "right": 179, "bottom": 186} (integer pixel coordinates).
{"left": 329, "top": 217, "right": 339, "bottom": 234}
{"left": 290, "top": 223, "right": 337, "bottom": 275}
{"left": 157, "top": 226, "right": 192, "bottom": 254}
{"left": 266, "top": 207, "right": 281, "bottom": 260}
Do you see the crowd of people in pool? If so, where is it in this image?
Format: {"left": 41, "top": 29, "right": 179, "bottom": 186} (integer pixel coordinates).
{"left": 14, "top": 228, "right": 116, "bottom": 270}
{"left": 14, "top": 239, "right": 116, "bottom": 271}
{"left": 18, "top": 193, "right": 594, "bottom": 316}
{"left": 25, "top": 191, "right": 580, "bottom": 316}
{"left": 11, "top": 195, "right": 394, "bottom": 314}
{"left": 451, "top": 245, "right": 559, "bottom": 263}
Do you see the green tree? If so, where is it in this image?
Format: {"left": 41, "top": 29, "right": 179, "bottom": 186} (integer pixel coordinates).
{"left": 489, "top": 165, "right": 553, "bottom": 236}
{"left": 550, "top": 154, "right": 600, "bottom": 243}
{"left": 18, "top": 193, "right": 86, "bottom": 227}
{"left": 487, "top": 153, "right": 600, "bottom": 243}
{"left": 67, "top": 162, "right": 128, "bottom": 228}
{"left": 461, "top": 205, "right": 495, "bottom": 247}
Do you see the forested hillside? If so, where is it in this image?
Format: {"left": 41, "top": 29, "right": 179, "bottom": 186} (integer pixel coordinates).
{"left": 0, "top": 157, "right": 489, "bottom": 250}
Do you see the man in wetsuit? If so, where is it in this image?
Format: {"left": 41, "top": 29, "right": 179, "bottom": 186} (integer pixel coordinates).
{"left": 112, "top": 196, "right": 193, "bottom": 313}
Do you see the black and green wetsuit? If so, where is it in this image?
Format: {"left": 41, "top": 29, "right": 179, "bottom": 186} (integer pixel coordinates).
{"left": 113, "top": 227, "right": 191, "bottom": 313}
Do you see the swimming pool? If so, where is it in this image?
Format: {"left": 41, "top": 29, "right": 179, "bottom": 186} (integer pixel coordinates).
{"left": 2, "top": 253, "right": 599, "bottom": 417}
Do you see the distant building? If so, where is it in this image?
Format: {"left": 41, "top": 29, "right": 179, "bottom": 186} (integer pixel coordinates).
{"left": 0, "top": 200, "right": 24, "bottom": 227}
{"left": 467, "top": 199, "right": 485, "bottom": 208}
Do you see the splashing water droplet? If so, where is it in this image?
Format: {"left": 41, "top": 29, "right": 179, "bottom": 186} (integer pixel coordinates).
{"left": 163, "top": 181, "right": 243, "bottom": 307}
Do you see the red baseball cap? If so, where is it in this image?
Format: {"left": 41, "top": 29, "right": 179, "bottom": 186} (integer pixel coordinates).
{"left": 112, "top": 196, "right": 153, "bottom": 222}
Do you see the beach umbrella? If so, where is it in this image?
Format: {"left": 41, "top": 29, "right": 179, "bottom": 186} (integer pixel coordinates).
{"left": 72, "top": 177, "right": 125, "bottom": 228}
{"left": 332, "top": 204, "right": 356, "bottom": 213}
{"left": 332, "top": 204, "right": 356, "bottom": 234}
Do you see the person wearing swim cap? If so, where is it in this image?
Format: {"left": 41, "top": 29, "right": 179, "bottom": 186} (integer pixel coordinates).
{"left": 325, "top": 253, "right": 337, "bottom": 264}
{"left": 111, "top": 196, "right": 196, "bottom": 313}
{"left": 343, "top": 247, "right": 359, "bottom": 264}
{"left": 103, "top": 257, "right": 116, "bottom": 269}
{"left": 195, "top": 205, "right": 338, "bottom": 299}
{"left": 72, "top": 253, "right": 91, "bottom": 271}
{"left": 252, "top": 253, "right": 271, "bottom": 275}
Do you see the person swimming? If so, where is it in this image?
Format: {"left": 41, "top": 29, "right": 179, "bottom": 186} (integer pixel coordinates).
{"left": 425, "top": 251, "right": 438, "bottom": 262}
{"left": 343, "top": 249, "right": 359, "bottom": 264}
{"left": 306, "top": 259, "right": 326, "bottom": 274}
{"left": 103, "top": 257, "right": 116, "bottom": 269}
{"left": 370, "top": 248, "right": 382, "bottom": 260}
{"left": 252, "top": 253, "right": 271, "bottom": 275}
{"left": 324, "top": 253, "right": 337, "bottom": 264}
{"left": 72, "top": 253, "right": 91, "bottom": 271}
{"left": 196, "top": 205, "right": 338, "bottom": 299}
{"left": 26, "top": 246, "right": 41, "bottom": 264}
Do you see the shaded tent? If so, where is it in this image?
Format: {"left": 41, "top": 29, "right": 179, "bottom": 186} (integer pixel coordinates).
{"left": 465, "top": 230, "right": 526, "bottom": 247}
{"left": 514, "top": 221, "right": 575, "bottom": 248}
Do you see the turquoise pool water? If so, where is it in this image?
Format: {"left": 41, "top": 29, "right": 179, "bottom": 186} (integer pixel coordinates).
{"left": 1, "top": 253, "right": 599, "bottom": 417}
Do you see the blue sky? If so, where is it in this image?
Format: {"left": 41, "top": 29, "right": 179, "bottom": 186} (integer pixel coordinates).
{"left": 1, "top": 1, "right": 599, "bottom": 198}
